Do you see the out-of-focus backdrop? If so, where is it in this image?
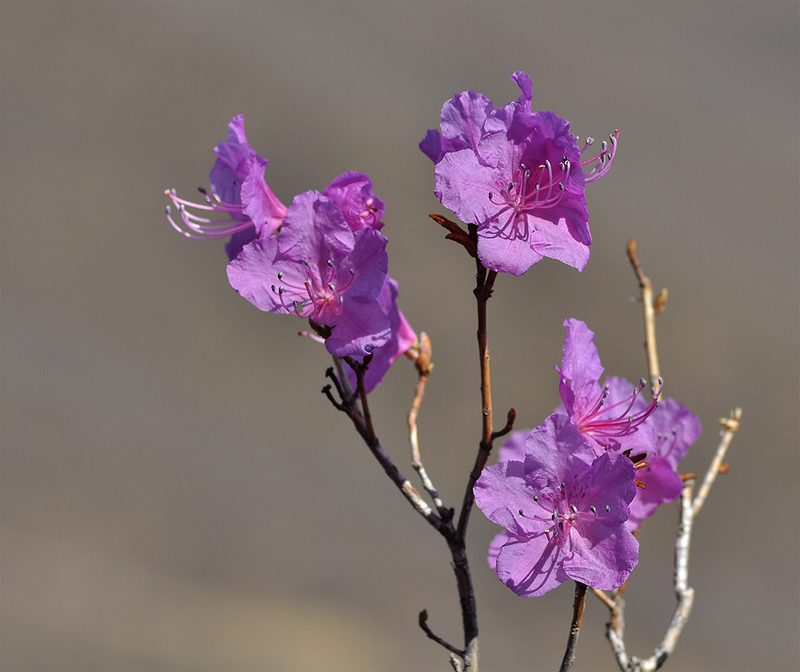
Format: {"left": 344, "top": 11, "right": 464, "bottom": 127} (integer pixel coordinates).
{"left": 2, "top": 2, "right": 798, "bottom": 670}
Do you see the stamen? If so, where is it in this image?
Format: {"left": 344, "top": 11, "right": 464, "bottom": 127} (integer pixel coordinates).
{"left": 582, "top": 129, "right": 619, "bottom": 183}
{"left": 576, "top": 376, "right": 661, "bottom": 445}
{"left": 164, "top": 188, "right": 254, "bottom": 240}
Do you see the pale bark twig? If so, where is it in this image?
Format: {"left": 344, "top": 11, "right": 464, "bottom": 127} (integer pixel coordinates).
{"left": 597, "top": 243, "right": 741, "bottom": 671}
{"left": 626, "top": 239, "right": 662, "bottom": 389}
{"left": 407, "top": 333, "right": 446, "bottom": 514}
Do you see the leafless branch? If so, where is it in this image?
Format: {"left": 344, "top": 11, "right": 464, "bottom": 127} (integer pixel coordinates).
{"left": 597, "top": 242, "right": 742, "bottom": 671}
{"left": 560, "top": 582, "right": 588, "bottom": 672}
{"left": 626, "top": 239, "right": 663, "bottom": 389}
{"left": 408, "top": 333, "right": 446, "bottom": 514}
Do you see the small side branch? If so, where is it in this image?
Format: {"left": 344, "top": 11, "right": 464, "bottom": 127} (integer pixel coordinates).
{"left": 408, "top": 333, "right": 446, "bottom": 514}
{"left": 600, "top": 409, "right": 742, "bottom": 672}
{"left": 599, "top": 243, "right": 742, "bottom": 671}
{"left": 323, "top": 359, "right": 442, "bottom": 529}
{"left": 627, "top": 239, "right": 664, "bottom": 389}
{"left": 325, "top": 350, "right": 479, "bottom": 670}
{"left": 429, "top": 213, "right": 478, "bottom": 257}
{"left": 419, "top": 610, "right": 465, "bottom": 659}
{"left": 693, "top": 408, "right": 741, "bottom": 517}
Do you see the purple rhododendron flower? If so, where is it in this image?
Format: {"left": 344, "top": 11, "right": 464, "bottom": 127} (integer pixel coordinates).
{"left": 557, "top": 318, "right": 659, "bottom": 457}
{"left": 421, "top": 71, "right": 617, "bottom": 276}
{"left": 344, "top": 275, "right": 417, "bottom": 394}
{"left": 554, "top": 318, "right": 701, "bottom": 529}
{"left": 227, "top": 190, "right": 391, "bottom": 357}
{"left": 166, "top": 114, "right": 287, "bottom": 260}
{"left": 322, "top": 171, "right": 386, "bottom": 232}
{"left": 475, "top": 415, "right": 638, "bottom": 597}
{"left": 626, "top": 396, "right": 702, "bottom": 529}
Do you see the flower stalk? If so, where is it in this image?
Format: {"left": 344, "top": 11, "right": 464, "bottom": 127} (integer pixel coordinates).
{"left": 560, "top": 582, "right": 588, "bottom": 672}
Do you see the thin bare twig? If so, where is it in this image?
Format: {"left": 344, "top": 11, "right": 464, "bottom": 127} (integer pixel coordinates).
{"left": 324, "top": 359, "right": 440, "bottom": 527}
{"left": 407, "top": 333, "right": 446, "bottom": 514}
{"left": 693, "top": 409, "right": 741, "bottom": 517}
{"left": 457, "top": 262, "right": 498, "bottom": 540}
{"left": 598, "top": 244, "right": 741, "bottom": 671}
{"left": 626, "top": 239, "right": 662, "bottom": 389}
{"left": 419, "top": 610, "right": 465, "bottom": 659}
{"left": 560, "top": 582, "right": 588, "bottom": 672}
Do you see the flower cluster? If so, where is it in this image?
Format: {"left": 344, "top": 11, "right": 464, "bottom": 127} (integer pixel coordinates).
{"left": 421, "top": 71, "right": 617, "bottom": 276}
{"left": 475, "top": 319, "right": 700, "bottom": 596}
{"left": 166, "top": 76, "right": 703, "bottom": 616}
{"left": 167, "top": 115, "right": 415, "bottom": 391}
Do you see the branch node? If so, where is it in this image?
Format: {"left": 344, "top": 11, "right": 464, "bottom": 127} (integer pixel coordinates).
{"left": 418, "top": 609, "right": 465, "bottom": 660}
{"left": 654, "top": 288, "right": 669, "bottom": 314}
{"left": 429, "top": 213, "right": 478, "bottom": 257}
{"left": 491, "top": 407, "right": 516, "bottom": 441}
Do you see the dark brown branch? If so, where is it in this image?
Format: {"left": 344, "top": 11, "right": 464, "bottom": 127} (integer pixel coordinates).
{"left": 323, "top": 359, "right": 442, "bottom": 529}
{"left": 559, "top": 582, "right": 588, "bottom": 672}
{"left": 429, "top": 213, "right": 478, "bottom": 257}
{"left": 419, "top": 609, "right": 465, "bottom": 658}
{"left": 456, "top": 264, "right": 497, "bottom": 540}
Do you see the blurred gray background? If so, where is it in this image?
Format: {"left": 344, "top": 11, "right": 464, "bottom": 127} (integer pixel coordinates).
{"left": 2, "top": 2, "right": 798, "bottom": 670}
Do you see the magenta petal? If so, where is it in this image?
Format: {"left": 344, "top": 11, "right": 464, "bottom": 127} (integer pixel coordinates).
{"left": 498, "top": 430, "right": 531, "bottom": 463}
{"left": 474, "top": 460, "right": 531, "bottom": 536}
{"left": 240, "top": 158, "right": 287, "bottom": 238}
{"left": 226, "top": 235, "right": 284, "bottom": 313}
{"left": 627, "top": 455, "right": 684, "bottom": 530}
{"left": 278, "top": 192, "right": 354, "bottom": 263}
{"left": 563, "top": 524, "right": 639, "bottom": 590}
{"left": 325, "top": 298, "right": 391, "bottom": 357}
{"left": 476, "top": 414, "right": 638, "bottom": 597}
{"left": 423, "top": 73, "right": 598, "bottom": 275}
{"left": 496, "top": 533, "right": 569, "bottom": 598}
{"left": 420, "top": 89, "right": 494, "bottom": 163}
{"left": 647, "top": 397, "right": 703, "bottom": 468}
{"left": 524, "top": 414, "right": 597, "bottom": 479}
{"left": 323, "top": 171, "right": 386, "bottom": 232}
{"left": 477, "top": 226, "right": 545, "bottom": 277}
{"left": 345, "top": 275, "right": 417, "bottom": 393}
{"left": 557, "top": 319, "right": 605, "bottom": 412}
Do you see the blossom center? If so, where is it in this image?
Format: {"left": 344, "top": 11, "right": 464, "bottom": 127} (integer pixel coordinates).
{"left": 518, "top": 481, "right": 612, "bottom": 549}
{"left": 576, "top": 379, "right": 661, "bottom": 448}
{"left": 270, "top": 256, "right": 355, "bottom": 321}
{"left": 488, "top": 158, "right": 571, "bottom": 238}
{"left": 359, "top": 197, "right": 380, "bottom": 228}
